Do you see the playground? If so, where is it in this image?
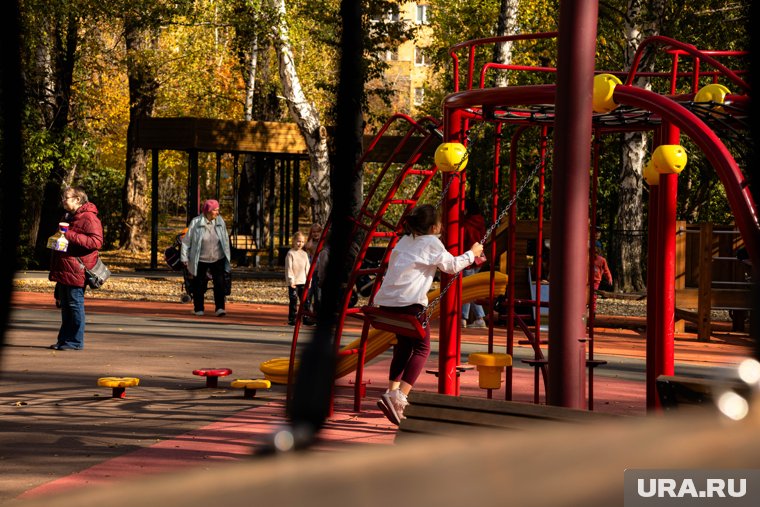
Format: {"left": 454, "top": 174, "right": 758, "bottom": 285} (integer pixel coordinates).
{"left": 273, "top": 27, "right": 756, "bottom": 422}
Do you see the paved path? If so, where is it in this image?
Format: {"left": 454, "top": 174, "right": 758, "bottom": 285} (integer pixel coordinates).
{"left": 0, "top": 291, "right": 753, "bottom": 502}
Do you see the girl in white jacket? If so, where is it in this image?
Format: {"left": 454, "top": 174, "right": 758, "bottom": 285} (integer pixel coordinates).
{"left": 373, "top": 204, "right": 483, "bottom": 425}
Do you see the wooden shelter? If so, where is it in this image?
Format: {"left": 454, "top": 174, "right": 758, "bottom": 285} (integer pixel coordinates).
{"left": 137, "top": 117, "right": 435, "bottom": 268}
{"left": 136, "top": 117, "right": 308, "bottom": 268}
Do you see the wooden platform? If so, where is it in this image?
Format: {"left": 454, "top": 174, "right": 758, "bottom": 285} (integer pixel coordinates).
{"left": 397, "top": 391, "right": 616, "bottom": 438}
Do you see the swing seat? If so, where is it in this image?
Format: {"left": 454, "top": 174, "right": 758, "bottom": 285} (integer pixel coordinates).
{"left": 361, "top": 306, "right": 427, "bottom": 339}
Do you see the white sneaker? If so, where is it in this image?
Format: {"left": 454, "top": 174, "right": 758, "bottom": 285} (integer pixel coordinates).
{"left": 215, "top": 308, "right": 226, "bottom": 317}
{"left": 193, "top": 310, "right": 204, "bottom": 316}
{"left": 378, "top": 392, "right": 401, "bottom": 425}
{"left": 461, "top": 318, "right": 467, "bottom": 329}
{"left": 470, "top": 318, "right": 486, "bottom": 328}
{"left": 393, "top": 390, "right": 409, "bottom": 420}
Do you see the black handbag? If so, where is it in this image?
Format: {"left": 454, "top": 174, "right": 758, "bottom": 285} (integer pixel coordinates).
{"left": 77, "top": 257, "right": 111, "bottom": 289}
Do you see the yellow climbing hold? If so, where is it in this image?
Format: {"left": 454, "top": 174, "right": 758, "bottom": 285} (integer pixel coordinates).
{"left": 593, "top": 73, "right": 622, "bottom": 113}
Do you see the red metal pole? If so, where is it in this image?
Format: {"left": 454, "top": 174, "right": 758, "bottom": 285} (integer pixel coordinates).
{"left": 456, "top": 124, "right": 469, "bottom": 397}
{"left": 534, "top": 128, "right": 547, "bottom": 353}
{"left": 655, "top": 125, "right": 679, "bottom": 383}
{"left": 547, "top": 0, "right": 597, "bottom": 409}
{"left": 439, "top": 109, "right": 464, "bottom": 395}
{"left": 505, "top": 126, "right": 528, "bottom": 400}
{"left": 488, "top": 123, "right": 502, "bottom": 356}
{"left": 588, "top": 130, "right": 600, "bottom": 410}
{"left": 645, "top": 163, "right": 661, "bottom": 411}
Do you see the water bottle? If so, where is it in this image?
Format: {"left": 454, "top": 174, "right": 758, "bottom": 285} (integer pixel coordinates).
{"left": 47, "top": 222, "right": 70, "bottom": 252}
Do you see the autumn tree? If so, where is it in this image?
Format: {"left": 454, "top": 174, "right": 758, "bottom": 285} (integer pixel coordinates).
{"left": 493, "top": 0, "right": 519, "bottom": 87}
{"left": 24, "top": 0, "right": 90, "bottom": 267}
{"left": 596, "top": 0, "right": 666, "bottom": 292}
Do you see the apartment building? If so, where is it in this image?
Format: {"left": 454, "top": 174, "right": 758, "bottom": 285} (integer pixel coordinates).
{"left": 377, "top": 2, "right": 433, "bottom": 116}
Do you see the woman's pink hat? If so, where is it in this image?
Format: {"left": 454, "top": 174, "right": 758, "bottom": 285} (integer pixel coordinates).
{"left": 201, "top": 199, "right": 220, "bottom": 213}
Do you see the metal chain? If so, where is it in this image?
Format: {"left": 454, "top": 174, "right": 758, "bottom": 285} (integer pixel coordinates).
{"left": 434, "top": 172, "right": 460, "bottom": 209}
{"left": 480, "top": 158, "right": 543, "bottom": 245}
{"left": 418, "top": 156, "right": 547, "bottom": 325}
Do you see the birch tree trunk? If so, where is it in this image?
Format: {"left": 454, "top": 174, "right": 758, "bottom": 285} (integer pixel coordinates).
{"left": 120, "top": 19, "right": 158, "bottom": 251}
{"left": 613, "top": 0, "right": 663, "bottom": 292}
{"left": 244, "top": 38, "right": 257, "bottom": 122}
{"left": 271, "top": 0, "right": 331, "bottom": 225}
{"left": 242, "top": 39, "right": 259, "bottom": 242}
{"left": 492, "top": 0, "right": 519, "bottom": 87}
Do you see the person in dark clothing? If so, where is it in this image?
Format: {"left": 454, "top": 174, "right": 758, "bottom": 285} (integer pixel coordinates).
{"left": 461, "top": 198, "right": 487, "bottom": 328}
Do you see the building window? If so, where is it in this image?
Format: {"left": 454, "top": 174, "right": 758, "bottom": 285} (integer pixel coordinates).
{"left": 387, "top": 49, "right": 398, "bottom": 61}
{"left": 414, "top": 46, "right": 428, "bottom": 66}
{"left": 414, "top": 87, "right": 425, "bottom": 106}
{"left": 416, "top": 4, "right": 429, "bottom": 24}
{"left": 388, "top": 7, "right": 400, "bottom": 22}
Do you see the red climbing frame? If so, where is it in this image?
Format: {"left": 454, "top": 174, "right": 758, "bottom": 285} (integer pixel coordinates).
{"left": 286, "top": 113, "right": 443, "bottom": 409}
{"left": 282, "top": 28, "right": 754, "bottom": 413}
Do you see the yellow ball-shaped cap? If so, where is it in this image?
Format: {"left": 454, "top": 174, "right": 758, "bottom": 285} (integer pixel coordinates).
{"left": 695, "top": 83, "right": 731, "bottom": 105}
{"left": 652, "top": 145, "right": 688, "bottom": 175}
{"left": 434, "top": 142, "right": 468, "bottom": 172}
{"left": 593, "top": 73, "right": 623, "bottom": 113}
{"left": 642, "top": 159, "right": 659, "bottom": 186}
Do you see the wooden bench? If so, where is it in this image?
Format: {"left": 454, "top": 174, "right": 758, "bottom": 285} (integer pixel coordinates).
{"left": 397, "top": 391, "right": 616, "bottom": 439}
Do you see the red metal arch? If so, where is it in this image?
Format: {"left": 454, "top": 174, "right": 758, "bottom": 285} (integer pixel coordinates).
{"left": 443, "top": 84, "right": 759, "bottom": 268}
{"left": 612, "top": 85, "right": 759, "bottom": 267}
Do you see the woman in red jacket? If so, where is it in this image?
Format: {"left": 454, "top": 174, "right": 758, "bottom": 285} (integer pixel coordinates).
{"left": 48, "top": 187, "right": 104, "bottom": 350}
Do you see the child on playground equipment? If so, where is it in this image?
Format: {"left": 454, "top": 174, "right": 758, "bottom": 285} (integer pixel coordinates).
{"left": 285, "top": 231, "right": 310, "bottom": 325}
{"left": 592, "top": 251, "right": 612, "bottom": 312}
{"left": 373, "top": 204, "right": 483, "bottom": 425}
{"left": 461, "top": 197, "right": 487, "bottom": 329}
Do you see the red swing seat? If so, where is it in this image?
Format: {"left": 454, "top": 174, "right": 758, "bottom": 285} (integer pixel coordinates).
{"left": 361, "top": 306, "right": 427, "bottom": 339}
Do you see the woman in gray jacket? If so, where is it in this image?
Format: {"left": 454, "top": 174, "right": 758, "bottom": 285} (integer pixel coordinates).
{"left": 181, "top": 199, "right": 231, "bottom": 316}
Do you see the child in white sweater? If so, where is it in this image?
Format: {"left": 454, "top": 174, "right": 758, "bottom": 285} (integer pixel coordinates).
{"left": 285, "top": 231, "right": 310, "bottom": 325}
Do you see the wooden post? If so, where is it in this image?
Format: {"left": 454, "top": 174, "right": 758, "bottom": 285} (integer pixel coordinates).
{"left": 150, "top": 149, "right": 159, "bottom": 270}
{"left": 284, "top": 158, "right": 291, "bottom": 241}
{"left": 674, "top": 221, "right": 686, "bottom": 332}
{"left": 697, "top": 223, "right": 713, "bottom": 341}
{"left": 278, "top": 158, "right": 285, "bottom": 247}
{"left": 187, "top": 150, "right": 199, "bottom": 224}
{"left": 215, "top": 152, "right": 222, "bottom": 201}
{"left": 292, "top": 158, "right": 300, "bottom": 234}
{"left": 268, "top": 156, "right": 276, "bottom": 266}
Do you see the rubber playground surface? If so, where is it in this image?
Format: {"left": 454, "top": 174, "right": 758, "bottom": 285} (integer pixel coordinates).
{"left": 0, "top": 291, "right": 754, "bottom": 503}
